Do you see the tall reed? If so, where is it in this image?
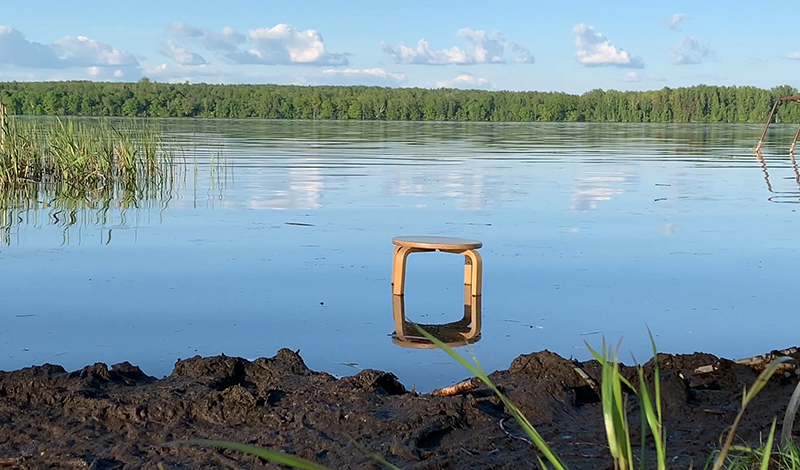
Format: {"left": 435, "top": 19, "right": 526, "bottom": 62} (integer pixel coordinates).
{"left": 0, "top": 115, "right": 172, "bottom": 193}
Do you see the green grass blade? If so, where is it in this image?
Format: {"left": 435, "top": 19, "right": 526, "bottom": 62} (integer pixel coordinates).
{"left": 590, "top": 339, "right": 636, "bottom": 470}
{"left": 638, "top": 367, "right": 666, "bottom": 470}
{"left": 744, "top": 357, "right": 793, "bottom": 406}
{"left": 712, "top": 356, "right": 794, "bottom": 470}
{"left": 782, "top": 380, "right": 800, "bottom": 449}
{"left": 761, "top": 418, "right": 777, "bottom": 470}
{"left": 647, "top": 327, "right": 662, "bottom": 423}
{"left": 176, "top": 440, "right": 330, "bottom": 470}
{"left": 414, "top": 324, "right": 568, "bottom": 470}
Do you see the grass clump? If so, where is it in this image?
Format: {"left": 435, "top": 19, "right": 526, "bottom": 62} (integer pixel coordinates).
{"left": 0, "top": 106, "right": 172, "bottom": 192}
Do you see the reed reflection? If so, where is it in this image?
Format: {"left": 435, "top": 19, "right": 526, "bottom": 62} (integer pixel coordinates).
{"left": 390, "top": 289, "right": 481, "bottom": 349}
{"left": 0, "top": 178, "right": 174, "bottom": 246}
{"left": 755, "top": 150, "right": 800, "bottom": 204}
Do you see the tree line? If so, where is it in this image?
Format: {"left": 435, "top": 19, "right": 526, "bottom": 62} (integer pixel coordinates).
{"left": 1, "top": 80, "right": 799, "bottom": 123}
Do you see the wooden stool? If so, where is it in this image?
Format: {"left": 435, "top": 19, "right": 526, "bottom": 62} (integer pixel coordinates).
{"left": 391, "top": 236, "right": 483, "bottom": 296}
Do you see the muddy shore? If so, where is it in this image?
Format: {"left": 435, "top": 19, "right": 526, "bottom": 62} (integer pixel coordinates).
{"left": 1, "top": 347, "right": 799, "bottom": 469}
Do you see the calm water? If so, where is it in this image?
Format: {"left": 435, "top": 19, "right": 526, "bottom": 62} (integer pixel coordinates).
{"left": 2, "top": 120, "right": 799, "bottom": 390}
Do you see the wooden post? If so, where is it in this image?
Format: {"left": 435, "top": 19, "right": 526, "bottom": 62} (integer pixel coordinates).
{"left": 756, "top": 99, "right": 781, "bottom": 152}
{"left": 790, "top": 122, "right": 800, "bottom": 155}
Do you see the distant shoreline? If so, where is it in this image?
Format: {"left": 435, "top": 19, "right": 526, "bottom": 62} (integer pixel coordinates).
{"left": 1, "top": 80, "right": 798, "bottom": 124}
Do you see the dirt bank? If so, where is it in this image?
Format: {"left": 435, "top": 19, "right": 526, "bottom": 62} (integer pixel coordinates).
{"left": 1, "top": 347, "right": 799, "bottom": 469}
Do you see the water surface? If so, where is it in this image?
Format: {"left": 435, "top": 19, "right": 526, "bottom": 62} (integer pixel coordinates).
{"left": 2, "top": 120, "right": 799, "bottom": 390}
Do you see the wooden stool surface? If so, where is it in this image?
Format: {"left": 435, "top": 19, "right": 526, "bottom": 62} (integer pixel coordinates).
{"left": 392, "top": 236, "right": 482, "bottom": 251}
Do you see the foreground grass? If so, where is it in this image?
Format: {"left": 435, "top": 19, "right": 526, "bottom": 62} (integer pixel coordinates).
{"left": 176, "top": 331, "right": 800, "bottom": 469}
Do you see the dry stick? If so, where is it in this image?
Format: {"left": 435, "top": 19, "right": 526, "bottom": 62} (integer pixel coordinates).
{"left": 429, "top": 377, "right": 481, "bottom": 397}
{"left": 694, "top": 347, "right": 799, "bottom": 375}
{"left": 0, "top": 456, "right": 29, "bottom": 467}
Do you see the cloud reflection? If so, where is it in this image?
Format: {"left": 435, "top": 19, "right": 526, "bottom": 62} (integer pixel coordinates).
{"left": 570, "top": 169, "right": 638, "bottom": 211}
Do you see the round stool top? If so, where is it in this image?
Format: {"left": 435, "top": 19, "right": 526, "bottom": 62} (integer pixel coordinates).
{"left": 392, "top": 236, "right": 482, "bottom": 250}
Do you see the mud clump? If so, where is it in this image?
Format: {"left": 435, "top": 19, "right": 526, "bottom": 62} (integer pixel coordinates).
{"left": 1, "top": 347, "right": 798, "bottom": 469}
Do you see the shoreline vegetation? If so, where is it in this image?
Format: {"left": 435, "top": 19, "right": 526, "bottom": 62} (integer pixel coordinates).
{"left": 0, "top": 104, "right": 172, "bottom": 191}
{"left": 1, "top": 80, "right": 800, "bottom": 123}
{"left": 0, "top": 105, "right": 174, "bottom": 242}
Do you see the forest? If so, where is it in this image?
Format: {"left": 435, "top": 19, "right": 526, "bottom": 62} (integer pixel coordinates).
{"left": 1, "top": 80, "right": 799, "bottom": 123}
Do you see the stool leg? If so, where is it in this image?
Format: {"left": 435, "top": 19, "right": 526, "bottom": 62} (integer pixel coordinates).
{"left": 462, "top": 295, "right": 482, "bottom": 340}
{"left": 464, "top": 250, "right": 483, "bottom": 296}
{"left": 391, "top": 246, "right": 402, "bottom": 288}
{"left": 392, "top": 247, "right": 413, "bottom": 295}
{"left": 461, "top": 284, "right": 472, "bottom": 322}
{"left": 464, "top": 256, "right": 472, "bottom": 287}
{"left": 392, "top": 295, "right": 407, "bottom": 340}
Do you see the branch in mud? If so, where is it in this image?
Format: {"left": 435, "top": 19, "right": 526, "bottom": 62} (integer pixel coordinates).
{"left": 429, "top": 377, "right": 482, "bottom": 397}
{"left": 694, "top": 347, "right": 800, "bottom": 375}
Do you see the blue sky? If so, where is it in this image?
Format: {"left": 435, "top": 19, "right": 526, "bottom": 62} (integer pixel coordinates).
{"left": 2, "top": 0, "right": 799, "bottom": 93}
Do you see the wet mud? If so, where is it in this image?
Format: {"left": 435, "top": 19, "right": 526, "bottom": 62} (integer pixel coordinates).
{"left": 1, "top": 348, "right": 799, "bottom": 469}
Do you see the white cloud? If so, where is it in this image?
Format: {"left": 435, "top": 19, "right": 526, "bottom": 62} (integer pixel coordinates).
{"left": 783, "top": 51, "right": 800, "bottom": 60}
{"left": 573, "top": 24, "right": 644, "bottom": 68}
{"left": 237, "top": 24, "right": 347, "bottom": 65}
{"left": 505, "top": 39, "right": 535, "bottom": 64}
{"left": 164, "top": 40, "right": 207, "bottom": 65}
{"left": 0, "top": 26, "right": 60, "bottom": 68}
{"left": 167, "top": 22, "right": 348, "bottom": 66}
{"left": 381, "top": 39, "right": 468, "bottom": 65}
{"left": 457, "top": 29, "right": 505, "bottom": 64}
{"left": 53, "top": 36, "right": 138, "bottom": 67}
{"left": 0, "top": 25, "right": 140, "bottom": 80}
{"left": 668, "top": 36, "right": 714, "bottom": 65}
{"left": 321, "top": 67, "right": 407, "bottom": 85}
{"left": 435, "top": 74, "right": 492, "bottom": 89}
{"left": 381, "top": 29, "right": 534, "bottom": 65}
{"left": 166, "top": 23, "right": 245, "bottom": 52}
{"left": 622, "top": 71, "right": 665, "bottom": 82}
{"left": 668, "top": 13, "right": 690, "bottom": 31}
{"left": 622, "top": 71, "right": 639, "bottom": 82}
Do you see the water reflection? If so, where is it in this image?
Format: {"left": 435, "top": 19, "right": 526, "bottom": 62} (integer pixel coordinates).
{"left": 570, "top": 169, "right": 638, "bottom": 211}
{"left": 755, "top": 150, "right": 800, "bottom": 204}
{"left": 0, "top": 147, "right": 234, "bottom": 245}
{"left": 0, "top": 180, "right": 173, "bottom": 246}
{"left": 247, "top": 167, "right": 323, "bottom": 210}
{"left": 390, "top": 291, "right": 482, "bottom": 349}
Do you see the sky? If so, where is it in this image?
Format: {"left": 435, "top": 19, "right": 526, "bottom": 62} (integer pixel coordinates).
{"left": 1, "top": 0, "right": 800, "bottom": 93}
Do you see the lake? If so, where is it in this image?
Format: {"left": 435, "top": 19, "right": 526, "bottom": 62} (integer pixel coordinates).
{"left": 2, "top": 120, "right": 799, "bottom": 391}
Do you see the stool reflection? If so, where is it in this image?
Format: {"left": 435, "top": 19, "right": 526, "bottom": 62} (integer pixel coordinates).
{"left": 391, "top": 290, "right": 481, "bottom": 349}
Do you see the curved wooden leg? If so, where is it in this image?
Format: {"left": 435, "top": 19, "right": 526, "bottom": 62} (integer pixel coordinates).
{"left": 391, "top": 245, "right": 402, "bottom": 288}
{"left": 392, "top": 247, "right": 426, "bottom": 295}
{"left": 391, "top": 246, "right": 408, "bottom": 295}
{"left": 463, "top": 249, "right": 483, "bottom": 296}
{"left": 392, "top": 295, "right": 407, "bottom": 340}
{"left": 462, "top": 295, "right": 482, "bottom": 341}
